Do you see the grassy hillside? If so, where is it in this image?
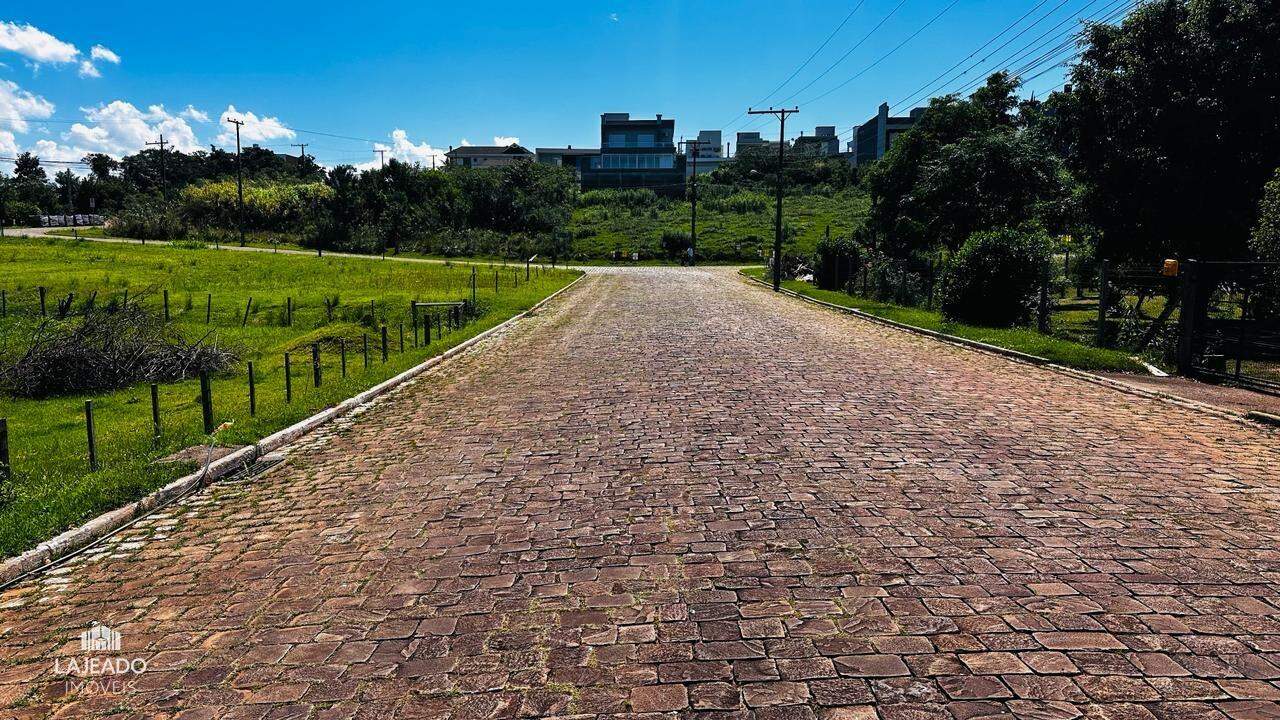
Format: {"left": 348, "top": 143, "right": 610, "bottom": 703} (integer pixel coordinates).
{"left": 568, "top": 189, "right": 869, "bottom": 262}
{"left": 0, "top": 237, "right": 579, "bottom": 556}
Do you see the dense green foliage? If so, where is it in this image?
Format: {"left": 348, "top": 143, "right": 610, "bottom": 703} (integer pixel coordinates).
{"left": 1250, "top": 169, "right": 1280, "bottom": 319}
{"left": 1044, "top": 0, "right": 1280, "bottom": 262}
{"left": 940, "top": 227, "right": 1053, "bottom": 327}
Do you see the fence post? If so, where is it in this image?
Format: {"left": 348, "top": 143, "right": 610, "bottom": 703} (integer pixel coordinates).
{"left": 0, "top": 418, "right": 10, "bottom": 485}
{"left": 163, "top": 290, "right": 171, "bottom": 321}
{"left": 242, "top": 297, "right": 253, "bottom": 327}
{"left": 39, "top": 286, "right": 46, "bottom": 317}
{"left": 150, "top": 384, "right": 161, "bottom": 440}
{"left": 340, "top": 339, "right": 347, "bottom": 378}
{"left": 284, "top": 353, "right": 293, "bottom": 402}
{"left": 362, "top": 335, "right": 369, "bottom": 369}
{"left": 248, "top": 362, "right": 257, "bottom": 416}
{"left": 411, "top": 307, "right": 419, "bottom": 347}
{"left": 287, "top": 297, "right": 293, "bottom": 327}
{"left": 84, "top": 400, "right": 98, "bottom": 471}
{"left": 311, "top": 343, "right": 322, "bottom": 387}
{"left": 494, "top": 270, "right": 498, "bottom": 293}
{"left": 1095, "top": 260, "right": 1110, "bottom": 348}
{"left": 199, "top": 371, "right": 214, "bottom": 434}
{"left": 399, "top": 323, "right": 405, "bottom": 353}
{"left": 206, "top": 293, "right": 212, "bottom": 324}
{"left": 472, "top": 267, "right": 477, "bottom": 306}
{"left": 380, "top": 325, "right": 389, "bottom": 363}
{"left": 1176, "top": 260, "right": 1200, "bottom": 376}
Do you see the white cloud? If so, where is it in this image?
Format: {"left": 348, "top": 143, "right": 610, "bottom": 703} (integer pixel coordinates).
{"left": 0, "top": 22, "right": 120, "bottom": 79}
{"left": 16, "top": 101, "right": 201, "bottom": 169}
{"left": 180, "top": 105, "right": 209, "bottom": 123}
{"left": 0, "top": 78, "right": 55, "bottom": 134}
{"left": 351, "top": 129, "right": 447, "bottom": 170}
{"left": 90, "top": 45, "right": 120, "bottom": 64}
{"left": 493, "top": 135, "right": 520, "bottom": 146}
{"left": 0, "top": 129, "right": 18, "bottom": 156}
{"left": 0, "top": 21, "right": 79, "bottom": 65}
{"left": 216, "top": 105, "right": 295, "bottom": 145}
{"left": 610, "top": 12, "right": 619, "bottom": 22}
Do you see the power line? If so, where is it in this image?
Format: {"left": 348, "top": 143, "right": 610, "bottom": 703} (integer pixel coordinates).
{"left": 720, "top": 0, "right": 870, "bottom": 132}
{"left": 891, "top": 0, "right": 1056, "bottom": 112}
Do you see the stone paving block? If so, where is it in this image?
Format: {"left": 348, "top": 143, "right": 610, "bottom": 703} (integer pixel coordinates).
{"left": 3, "top": 268, "right": 1280, "bottom": 718}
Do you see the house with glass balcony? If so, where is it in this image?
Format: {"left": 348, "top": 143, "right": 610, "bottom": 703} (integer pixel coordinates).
{"left": 581, "top": 113, "right": 685, "bottom": 195}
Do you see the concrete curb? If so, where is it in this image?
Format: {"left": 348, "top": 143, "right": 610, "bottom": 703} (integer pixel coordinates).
{"left": 0, "top": 272, "right": 587, "bottom": 587}
{"left": 743, "top": 273, "right": 1276, "bottom": 433}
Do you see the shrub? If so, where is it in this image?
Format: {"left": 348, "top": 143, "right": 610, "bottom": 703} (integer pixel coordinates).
{"left": 579, "top": 188, "right": 659, "bottom": 209}
{"left": 812, "top": 233, "right": 860, "bottom": 291}
{"left": 940, "top": 226, "right": 1052, "bottom": 327}
{"left": 704, "top": 192, "right": 769, "bottom": 214}
{"left": 661, "top": 230, "right": 691, "bottom": 260}
{"left": 105, "top": 196, "right": 186, "bottom": 240}
{"left": 1250, "top": 168, "right": 1280, "bottom": 319}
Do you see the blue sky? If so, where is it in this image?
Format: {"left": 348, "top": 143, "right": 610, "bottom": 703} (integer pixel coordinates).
{"left": 0, "top": 0, "right": 1104, "bottom": 170}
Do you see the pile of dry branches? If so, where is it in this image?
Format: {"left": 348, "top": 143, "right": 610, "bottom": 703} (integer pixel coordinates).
{"left": 0, "top": 303, "right": 237, "bottom": 399}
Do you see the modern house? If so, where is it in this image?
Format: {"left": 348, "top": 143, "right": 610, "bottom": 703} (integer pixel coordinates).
{"left": 444, "top": 143, "right": 534, "bottom": 168}
{"left": 792, "top": 126, "right": 841, "bottom": 157}
{"left": 851, "top": 103, "right": 926, "bottom": 165}
{"left": 684, "top": 130, "right": 731, "bottom": 177}
{"left": 581, "top": 113, "right": 684, "bottom": 194}
{"left": 535, "top": 146, "right": 601, "bottom": 176}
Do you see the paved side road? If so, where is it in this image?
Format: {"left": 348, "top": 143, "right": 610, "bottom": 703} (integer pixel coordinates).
{"left": 2, "top": 268, "right": 1279, "bottom": 720}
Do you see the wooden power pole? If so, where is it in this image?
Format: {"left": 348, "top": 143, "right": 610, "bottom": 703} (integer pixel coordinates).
{"left": 226, "top": 117, "right": 247, "bottom": 247}
{"left": 145, "top": 134, "right": 169, "bottom": 200}
{"left": 748, "top": 106, "right": 798, "bottom": 292}
{"left": 678, "top": 139, "right": 702, "bottom": 265}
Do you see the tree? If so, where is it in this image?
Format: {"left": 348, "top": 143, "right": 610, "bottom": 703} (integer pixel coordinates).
{"left": 909, "top": 129, "right": 1071, "bottom": 253}
{"left": 1047, "top": 0, "right": 1280, "bottom": 261}
{"left": 1250, "top": 168, "right": 1280, "bottom": 318}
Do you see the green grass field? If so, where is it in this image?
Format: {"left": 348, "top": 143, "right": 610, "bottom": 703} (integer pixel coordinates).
{"left": 743, "top": 268, "right": 1145, "bottom": 373}
{"left": 0, "top": 237, "right": 580, "bottom": 557}
{"left": 569, "top": 190, "right": 869, "bottom": 262}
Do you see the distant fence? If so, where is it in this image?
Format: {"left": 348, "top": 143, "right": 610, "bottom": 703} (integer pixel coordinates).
{"left": 38, "top": 215, "right": 105, "bottom": 227}
{"left": 1176, "top": 260, "right": 1280, "bottom": 393}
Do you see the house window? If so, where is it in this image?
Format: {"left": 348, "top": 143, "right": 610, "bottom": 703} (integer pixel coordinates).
{"left": 638, "top": 134, "right": 654, "bottom": 148}
{"left": 607, "top": 133, "right": 626, "bottom": 148}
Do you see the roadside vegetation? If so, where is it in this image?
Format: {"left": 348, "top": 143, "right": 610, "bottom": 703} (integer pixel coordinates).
{"left": 0, "top": 237, "right": 579, "bottom": 556}
{"left": 742, "top": 268, "right": 1142, "bottom": 373}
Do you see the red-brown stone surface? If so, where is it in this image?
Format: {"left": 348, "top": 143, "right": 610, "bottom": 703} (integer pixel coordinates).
{"left": 2, "top": 268, "right": 1279, "bottom": 719}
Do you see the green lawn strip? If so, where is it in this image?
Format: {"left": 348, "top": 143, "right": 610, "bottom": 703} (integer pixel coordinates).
{"left": 0, "top": 237, "right": 580, "bottom": 557}
{"left": 569, "top": 190, "right": 869, "bottom": 261}
{"left": 742, "top": 267, "right": 1144, "bottom": 373}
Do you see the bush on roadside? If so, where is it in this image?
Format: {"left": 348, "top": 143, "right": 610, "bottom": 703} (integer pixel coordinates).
{"left": 1250, "top": 168, "right": 1280, "bottom": 320}
{"left": 661, "top": 230, "right": 691, "bottom": 260}
{"left": 940, "top": 226, "right": 1052, "bottom": 327}
{"left": 812, "top": 233, "right": 860, "bottom": 291}
{"left": 105, "top": 196, "right": 187, "bottom": 241}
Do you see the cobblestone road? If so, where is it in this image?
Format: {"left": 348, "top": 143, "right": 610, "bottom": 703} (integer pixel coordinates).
{"left": 3, "top": 268, "right": 1280, "bottom": 720}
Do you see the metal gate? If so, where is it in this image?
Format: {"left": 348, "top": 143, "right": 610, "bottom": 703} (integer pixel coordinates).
{"left": 1176, "top": 260, "right": 1280, "bottom": 394}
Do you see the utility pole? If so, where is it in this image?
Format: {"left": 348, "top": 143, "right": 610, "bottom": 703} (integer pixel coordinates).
{"left": 678, "top": 139, "right": 701, "bottom": 265}
{"left": 290, "top": 143, "right": 309, "bottom": 177}
{"left": 226, "top": 118, "right": 246, "bottom": 247}
{"left": 748, "top": 106, "right": 798, "bottom": 291}
{"left": 145, "top": 134, "right": 169, "bottom": 201}
{"left": 375, "top": 149, "right": 387, "bottom": 169}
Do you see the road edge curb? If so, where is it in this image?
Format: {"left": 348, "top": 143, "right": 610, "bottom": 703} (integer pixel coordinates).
{"left": 0, "top": 272, "right": 588, "bottom": 587}
{"left": 743, "top": 273, "right": 1274, "bottom": 432}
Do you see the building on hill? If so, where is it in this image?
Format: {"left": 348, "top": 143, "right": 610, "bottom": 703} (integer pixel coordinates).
{"left": 444, "top": 143, "right": 534, "bottom": 168}
{"left": 535, "top": 146, "right": 601, "bottom": 177}
{"left": 684, "top": 130, "right": 731, "bottom": 177}
{"left": 581, "top": 113, "right": 685, "bottom": 195}
{"left": 851, "top": 103, "right": 926, "bottom": 166}
{"left": 792, "top": 126, "right": 841, "bottom": 157}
